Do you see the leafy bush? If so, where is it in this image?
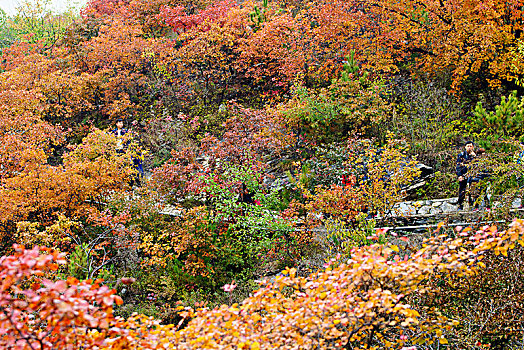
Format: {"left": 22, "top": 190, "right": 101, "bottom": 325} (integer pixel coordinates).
{"left": 325, "top": 214, "right": 386, "bottom": 256}
{"left": 98, "top": 220, "right": 524, "bottom": 350}
{"left": 429, "top": 223, "right": 524, "bottom": 349}
{"left": 417, "top": 170, "right": 458, "bottom": 199}
{"left": 0, "top": 245, "right": 123, "bottom": 349}
{"left": 278, "top": 61, "right": 391, "bottom": 144}
{"left": 291, "top": 137, "right": 420, "bottom": 223}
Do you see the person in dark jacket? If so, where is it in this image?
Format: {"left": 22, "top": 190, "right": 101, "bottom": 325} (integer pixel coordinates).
{"left": 456, "top": 141, "right": 476, "bottom": 210}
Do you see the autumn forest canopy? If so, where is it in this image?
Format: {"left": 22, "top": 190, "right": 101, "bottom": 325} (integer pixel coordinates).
{"left": 1, "top": 0, "right": 524, "bottom": 348}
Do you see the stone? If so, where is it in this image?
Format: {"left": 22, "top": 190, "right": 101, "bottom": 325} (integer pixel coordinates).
{"left": 159, "top": 205, "right": 182, "bottom": 217}
{"left": 431, "top": 201, "right": 441, "bottom": 207}
{"left": 418, "top": 205, "right": 431, "bottom": 215}
{"left": 395, "top": 202, "right": 411, "bottom": 215}
{"left": 441, "top": 202, "right": 457, "bottom": 213}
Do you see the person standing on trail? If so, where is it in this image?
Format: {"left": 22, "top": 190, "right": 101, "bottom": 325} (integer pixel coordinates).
{"left": 113, "top": 118, "right": 127, "bottom": 153}
{"left": 456, "top": 141, "right": 476, "bottom": 210}
{"left": 112, "top": 118, "right": 144, "bottom": 186}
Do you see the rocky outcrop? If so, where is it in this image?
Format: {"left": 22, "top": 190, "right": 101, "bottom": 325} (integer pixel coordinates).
{"left": 388, "top": 197, "right": 522, "bottom": 217}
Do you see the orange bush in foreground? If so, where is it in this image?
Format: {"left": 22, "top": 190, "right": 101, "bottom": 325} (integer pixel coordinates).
{"left": 0, "top": 129, "right": 135, "bottom": 232}
{"left": 2, "top": 219, "right": 524, "bottom": 349}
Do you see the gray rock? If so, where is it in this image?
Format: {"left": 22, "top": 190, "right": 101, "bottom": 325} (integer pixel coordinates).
{"left": 159, "top": 205, "right": 182, "bottom": 217}
{"left": 418, "top": 205, "right": 431, "bottom": 215}
{"left": 432, "top": 201, "right": 442, "bottom": 207}
{"left": 441, "top": 202, "right": 457, "bottom": 213}
{"left": 395, "top": 202, "right": 411, "bottom": 215}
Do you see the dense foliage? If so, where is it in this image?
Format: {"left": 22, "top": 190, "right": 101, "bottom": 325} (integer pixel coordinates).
{"left": 1, "top": 0, "right": 524, "bottom": 348}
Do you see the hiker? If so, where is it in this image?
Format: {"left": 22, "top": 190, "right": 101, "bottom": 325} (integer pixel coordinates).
{"left": 456, "top": 141, "right": 476, "bottom": 210}
{"left": 113, "top": 118, "right": 127, "bottom": 153}
{"left": 112, "top": 119, "right": 144, "bottom": 186}
{"left": 456, "top": 141, "right": 490, "bottom": 210}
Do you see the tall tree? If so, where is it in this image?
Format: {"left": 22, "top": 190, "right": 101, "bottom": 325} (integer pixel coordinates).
{"left": 351, "top": 0, "right": 524, "bottom": 91}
